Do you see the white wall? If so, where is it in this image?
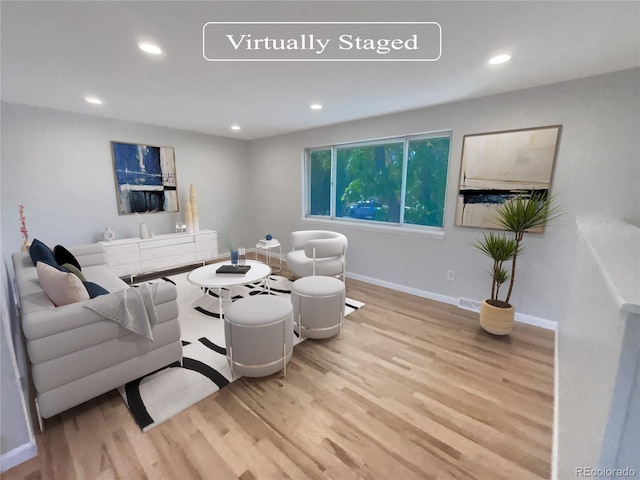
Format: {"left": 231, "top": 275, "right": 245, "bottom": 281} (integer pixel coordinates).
{"left": 4, "top": 70, "right": 638, "bottom": 323}
{"left": 0, "top": 102, "right": 253, "bottom": 259}
{"left": 247, "top": 68, "right": 640, "bottom": 322}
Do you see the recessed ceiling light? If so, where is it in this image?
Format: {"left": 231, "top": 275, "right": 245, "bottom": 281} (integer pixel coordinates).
{"left": 310, "top": 104, "right": 323, "bottom": 110}
{"left": 489, "top": 54, "right": 511, "bottom": 65}
{"left": 230, "top": 125, "right": 241, "bottom": 131}
{"left": 138, "top": 42, "right": 163, "bottom": 55}
{"left": 85, "top": 96, "right": 103, "bottom": 105}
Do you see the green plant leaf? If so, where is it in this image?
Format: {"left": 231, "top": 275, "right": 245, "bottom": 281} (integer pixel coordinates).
{"left": 472, "top": 232, "right": 518, "bottom": 261}
{"left": 493, "top": 191, "right": 562, "bottom": 235}
{"left": 494, "top": 267, "right": 509, "bottom": 286}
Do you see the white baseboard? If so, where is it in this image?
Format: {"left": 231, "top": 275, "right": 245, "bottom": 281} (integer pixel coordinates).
{"left": 515, "top": 311, "right": 558, "bottom": 331}
{"left": 346, "top": 272, "right": 459, "bottom": 306}
{"left": 347, "top": 272, "right": 557, "bottom": 331}
{"left": 1, "top": 441, "right": 37, "bottom": 473}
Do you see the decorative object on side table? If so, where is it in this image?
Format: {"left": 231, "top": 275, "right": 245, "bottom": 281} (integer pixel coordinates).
{"left": 472, "top": 191, "right": 562, "bottom": 335}
{"left": 18, "top": 204, "right": 30, "bottom": 251}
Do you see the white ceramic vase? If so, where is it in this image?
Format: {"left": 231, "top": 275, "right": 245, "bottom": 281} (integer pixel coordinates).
{"left": 190, "top": 184, "right": 199, "bottom": 233}
{"left": 185, "top": 199, "right": 194, "bottom": 234}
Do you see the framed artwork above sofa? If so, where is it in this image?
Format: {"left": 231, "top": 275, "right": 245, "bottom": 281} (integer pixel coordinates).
{"left": 111, "top": 141, "right": 179, "bottom": 214}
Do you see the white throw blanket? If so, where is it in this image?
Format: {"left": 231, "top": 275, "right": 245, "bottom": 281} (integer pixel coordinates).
{"left": 84, "top": 283, "right": 159, "bottom": 340}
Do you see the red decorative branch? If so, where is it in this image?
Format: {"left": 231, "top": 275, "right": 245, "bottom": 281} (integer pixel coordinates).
{"left": 18, "top": 204, "right": 28, "bottom": 241}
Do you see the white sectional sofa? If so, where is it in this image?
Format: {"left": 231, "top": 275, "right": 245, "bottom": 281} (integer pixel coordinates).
{"left": 12, "top": 243, "right": 182, "bottom": 425}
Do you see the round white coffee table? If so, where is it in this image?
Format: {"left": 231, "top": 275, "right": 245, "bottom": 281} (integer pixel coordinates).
{"left": 187, "top": 260, "right": 271, "bottom": 317}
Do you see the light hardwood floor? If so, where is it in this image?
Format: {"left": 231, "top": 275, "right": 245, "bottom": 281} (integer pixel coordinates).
{"left": 4, "top": 262, "right": 555, "bottom": 480}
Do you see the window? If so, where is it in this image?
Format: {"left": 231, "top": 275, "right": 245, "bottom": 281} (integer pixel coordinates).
{"left": 308, "top": 149, "right": 331, "bottom": 216}
{"left": 305, "top": 132, "right": 451, "bottom": 228}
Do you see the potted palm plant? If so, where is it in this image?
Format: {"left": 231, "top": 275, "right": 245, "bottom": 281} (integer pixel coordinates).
{"left": 473, "top": 191, "right": 561, "bottom": 335}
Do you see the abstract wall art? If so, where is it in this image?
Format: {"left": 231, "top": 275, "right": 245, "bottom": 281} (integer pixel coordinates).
{"left": 111, "top": 141, "right": 179, "bottom": 214}
{"left": 455, "top": 125, "right": 561, "bottom": 230}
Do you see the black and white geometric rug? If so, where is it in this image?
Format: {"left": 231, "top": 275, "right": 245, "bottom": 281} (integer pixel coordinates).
{"left": 118, "top": 272, "right": 364, "bottom": 432}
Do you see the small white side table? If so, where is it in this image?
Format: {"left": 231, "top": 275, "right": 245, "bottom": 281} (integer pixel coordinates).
{"left": 255, "top": 239, "right": 282, "bottom": 272}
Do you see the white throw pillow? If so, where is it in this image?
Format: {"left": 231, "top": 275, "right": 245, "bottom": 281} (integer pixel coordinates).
{"left": 36, "top": 261, "right": 90, "bottom": 306}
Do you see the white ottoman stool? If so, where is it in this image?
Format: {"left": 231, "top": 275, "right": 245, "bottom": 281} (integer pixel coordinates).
{"left": 291, "top": 276, "right": 346, "bottom": 339}
{"left": 224, "top": 296, "right": 294, "bottom": 378}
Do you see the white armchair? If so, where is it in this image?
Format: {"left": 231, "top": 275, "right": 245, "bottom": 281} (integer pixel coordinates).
{"left": 286, "top": 230, "right": 348, "bottom": 281}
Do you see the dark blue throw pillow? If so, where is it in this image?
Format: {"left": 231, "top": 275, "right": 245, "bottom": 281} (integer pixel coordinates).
{"left": 83, "top": 281, "right": 109, "bottom": 299}
{"left": 29, "top": 239, "right": 58, "bottom": 268}
{"left": 54, "top": 245, "right": 81, "bottom": 271}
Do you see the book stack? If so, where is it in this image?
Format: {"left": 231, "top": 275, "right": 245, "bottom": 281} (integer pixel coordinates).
{"left": 216, "top": 265, "right": 251, "bottom": 274}
{"left": 258, "top": 238, "right": 279, "bottom": 247}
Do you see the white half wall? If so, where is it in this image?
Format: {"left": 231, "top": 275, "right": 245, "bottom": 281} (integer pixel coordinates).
{"left": 556, "top": 217, "right": 640, "bottom": 478}
{"left": 247, "top": 68, "right": 640, "bottom": 322}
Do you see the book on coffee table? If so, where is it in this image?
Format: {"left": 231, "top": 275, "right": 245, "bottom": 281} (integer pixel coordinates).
{"left": 216, "top": 265, "right": 251, "bottom": 274}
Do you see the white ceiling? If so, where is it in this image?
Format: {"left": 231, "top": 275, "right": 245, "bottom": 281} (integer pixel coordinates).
{"left": 2, "top": 1, "right": 639, "bottom": 140}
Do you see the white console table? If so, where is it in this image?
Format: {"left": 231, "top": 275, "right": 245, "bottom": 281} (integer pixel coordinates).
{"left": 101, "top": 230, "right": 218, "bottom": 279}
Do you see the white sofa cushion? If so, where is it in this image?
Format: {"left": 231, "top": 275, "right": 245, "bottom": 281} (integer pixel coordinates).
{"left": 82, "top": 265, "right": 128, "bottom": 293}
{"left": 36, "top": 261, "right": 90, "bottom": 306}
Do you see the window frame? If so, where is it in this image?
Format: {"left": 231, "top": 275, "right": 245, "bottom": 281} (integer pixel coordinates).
{"left": 303, "top": 130, "right": 452, "bottom": 238}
